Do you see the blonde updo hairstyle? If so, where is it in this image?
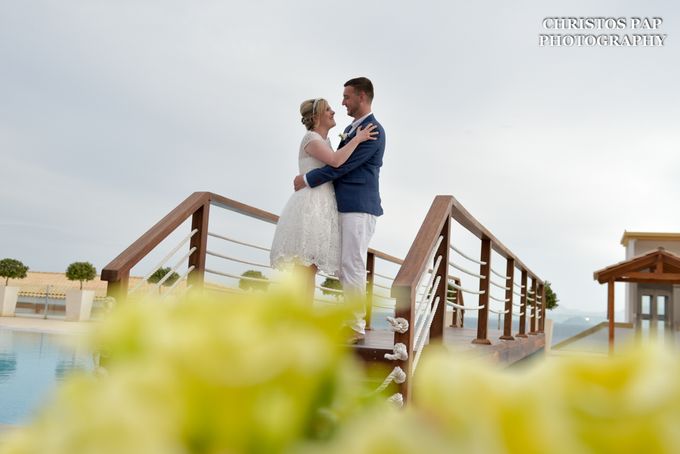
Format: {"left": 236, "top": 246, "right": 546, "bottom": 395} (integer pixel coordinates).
{"left": 300, "top": 98, "right": 329, "bottom": 131}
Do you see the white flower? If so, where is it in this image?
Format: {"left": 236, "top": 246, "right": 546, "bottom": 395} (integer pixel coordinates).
{"left": 339, "top": 133, "right": 348, "bottom": 141}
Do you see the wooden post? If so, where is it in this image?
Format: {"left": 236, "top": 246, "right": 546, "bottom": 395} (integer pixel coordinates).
{"left": 430, "top": 216, "right": 451, "bottom": 341}
{"left": 608, "top": 279, "right": 615, "bottom": 355}
{"left": 106, "top": 271, "right": 129, "bottom": 304}
{"left": 188, "top": 202, "right": 210, "bottom": 290}
{"left": 538, "top": 283, "right": 546, "bottom": 333}
{"left": 394, "top": 289, "right": 414, "bottom": 401}
{"left": 390, "top": 195, "right": 454, "bottom": 403}
{"left": 450, "top": 288, "right": 458, "bottom": 327}
{"left": 500, "top": 258, "right": 515, "bottom": 340}
{"left": 473, "top": 237, "right": 492, "bottom": 345}
{"left": 365, "top": 251, "right": 375, "bottom": 330}
{"left": 457, "top": 287, "right": 463, "bottom": 327}
{"left": 450, "top": 278, "right": 464, "bottom": 327}
{"left": 516, "top": 269, "right": 528, "bottom": 338}
{"left": 529, "top": 278, "right": 538, "bottom": 335}
{"left": 536, "top": 283, "right": 542, "bottom": 332}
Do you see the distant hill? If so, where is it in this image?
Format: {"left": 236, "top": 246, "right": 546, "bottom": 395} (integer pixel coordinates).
{"left": 560, "top": 316, "right": 603, "bottom": 326}
{"left": 547, "top": 305, "right": 622, "bottom": 324}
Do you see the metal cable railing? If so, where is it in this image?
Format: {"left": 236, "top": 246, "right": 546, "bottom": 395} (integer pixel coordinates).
{"left": 450, "top": 244, "right": 486, "bottom": 266}
{"left": 448, "top": 261, "right": 486, "bottom": 279}
{"left": 490, "top": 268, "right": 510, "bottom": 280}
{"left": 207, "top": 232, "right": 271, "bottom": 252}
{"left": 129, "top": 229, "right": 199, "bottom": 294}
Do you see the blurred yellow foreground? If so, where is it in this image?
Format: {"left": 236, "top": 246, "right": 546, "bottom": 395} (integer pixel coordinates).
{"left": 2, "top": 290, "right": 680, "bottom": 454}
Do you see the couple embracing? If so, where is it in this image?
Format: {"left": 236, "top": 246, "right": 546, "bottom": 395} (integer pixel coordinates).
{"left": 270, "top": 77, "right": 385, "bottom": 343}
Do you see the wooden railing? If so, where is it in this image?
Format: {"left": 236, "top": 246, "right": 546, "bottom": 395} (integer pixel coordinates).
{"left": 101, "top": 192, "right": 402, "bottom": 327}
{"left": 102, "top": 192, "right": 545, "bottom": 403}
{"left": 391, "top": 195, "right": 546, "bottom": 399}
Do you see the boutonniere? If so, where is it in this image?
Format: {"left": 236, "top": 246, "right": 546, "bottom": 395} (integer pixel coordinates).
{"left": 339, "top": 133, "right": 348, "bottom": 141}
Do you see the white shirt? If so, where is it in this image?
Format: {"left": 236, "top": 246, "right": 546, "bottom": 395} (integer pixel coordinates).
{"left": 303, "top": 112, "right": 374, "bottom": 187}
{"left": 347, "top": 112, "right": 373, "bottom": 136}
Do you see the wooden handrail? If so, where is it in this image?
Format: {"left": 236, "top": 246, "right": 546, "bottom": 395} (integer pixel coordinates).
{"left": 102, "top": 191, "right": 402, "bottom": 287}
{"left": 391, "top": 196, "right": 453, "bottom": 302}
{"left": 210, "top": 193, "right": 279, "bottom": 224}
{"left": 216, "top": 194, "right": 402, "bottom": 263}
{"left": 101, "top": 192, "right": 210, "bottom": 282}
{"left": 368, "top": 248, "right": 403, "bottom": 266}
{"left": 391, "top": 195, "right": 543, "bottom": 301}
{"left": 390, "top": 193, "right": 545, "bottom": 366}
{"left": 450, "top": 197, "right": 543, "bottom": 285}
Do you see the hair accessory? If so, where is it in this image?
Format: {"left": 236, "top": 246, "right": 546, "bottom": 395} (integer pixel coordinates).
{"left": 312, "top": 98, "right": 320, "bottom": 116}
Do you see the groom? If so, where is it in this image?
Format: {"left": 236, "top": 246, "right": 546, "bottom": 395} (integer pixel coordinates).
{"left": 294, "top": 77, "right": 386, "bottom": 342}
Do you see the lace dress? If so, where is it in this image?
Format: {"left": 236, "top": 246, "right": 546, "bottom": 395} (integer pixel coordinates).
{"left": 270, "top": 131, "right": 341, "bottom": 275}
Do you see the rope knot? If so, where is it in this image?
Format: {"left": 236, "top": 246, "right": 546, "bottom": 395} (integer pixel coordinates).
{"left": 384, "top": 343, "right": 408, "bottom": 361}
{"left": 387, "top": 393, "right": 404, "bottom": 408}
{"left": 371, "top": 366, "right": 408, "bottom": 395}
{"left": 392, "top": 366, "right": 407, "bottom": 384}
{"left": 386, "top": 316, "right": 409, "bottom": 333}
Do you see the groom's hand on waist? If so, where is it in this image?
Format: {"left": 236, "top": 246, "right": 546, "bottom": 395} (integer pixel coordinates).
{"left": 293, "top": 174, "right": 307, "bottom": 191}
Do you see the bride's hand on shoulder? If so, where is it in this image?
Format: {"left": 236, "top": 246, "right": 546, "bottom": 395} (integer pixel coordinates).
{"left": 318, "top": 123, "right": 378, "bottom": 168}
{"left": 355, "top": 123, "right": 378, "bottom": 143}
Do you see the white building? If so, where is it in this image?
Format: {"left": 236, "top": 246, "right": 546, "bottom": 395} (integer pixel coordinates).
{"left": 621, "top": 231, "right": 680, "bottom": 331}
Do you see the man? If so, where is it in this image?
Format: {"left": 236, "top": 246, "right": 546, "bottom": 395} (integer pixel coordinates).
{"left": 294, "top": 77, "right": 386, "bottom": 342}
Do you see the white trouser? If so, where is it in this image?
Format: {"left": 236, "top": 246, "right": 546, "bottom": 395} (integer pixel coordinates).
{"left": 339, "top": 212, "right": 377, "bottom": 334}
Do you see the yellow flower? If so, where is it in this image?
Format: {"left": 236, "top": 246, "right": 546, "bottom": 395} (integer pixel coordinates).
{"left": 1, "top": 290, "right": 368, "bottom": 454}
{"left": 5, "top": 287, "right": 680, "bottom": 454}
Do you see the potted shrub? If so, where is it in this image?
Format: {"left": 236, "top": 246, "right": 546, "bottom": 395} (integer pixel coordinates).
{"left": 0, "top": 258, "right": 29, "bottom": 316}
{"left": 320, "top": 276, "right": 342, "bottom": 300}
{"left": 65, "top": 261, "right": 97, "bottom": 321}
{"left": 239, "top": 270, "right": 269, "bottom": 292}
{"left": 147, "top": 267, "right": 180, "bottom": 294}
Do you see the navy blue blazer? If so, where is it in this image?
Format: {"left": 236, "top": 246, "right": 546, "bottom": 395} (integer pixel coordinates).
{"left": 305, "top": 114, "right": 385, "bottom": 216}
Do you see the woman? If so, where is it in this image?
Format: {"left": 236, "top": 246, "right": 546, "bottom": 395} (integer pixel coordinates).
{"left": 270, "top": 98, "right": 377, "bottom": 299}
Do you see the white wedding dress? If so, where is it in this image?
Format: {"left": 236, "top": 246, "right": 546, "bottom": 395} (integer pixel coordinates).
{"left": 270, "top": 131, "right": 341, "bottom": 275}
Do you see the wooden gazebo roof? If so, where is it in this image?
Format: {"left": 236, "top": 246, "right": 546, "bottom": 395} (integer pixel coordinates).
{"left": 594, "top": 247, "right": 680, "bottom": 284}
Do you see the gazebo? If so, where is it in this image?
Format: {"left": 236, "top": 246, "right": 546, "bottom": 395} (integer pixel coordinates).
{"left": 593, "top": 247, "right": 680, "bottom": 353}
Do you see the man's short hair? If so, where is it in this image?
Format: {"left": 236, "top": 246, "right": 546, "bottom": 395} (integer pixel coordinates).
{"left": 344, "top": 77, "right": 374, "bottom": 101}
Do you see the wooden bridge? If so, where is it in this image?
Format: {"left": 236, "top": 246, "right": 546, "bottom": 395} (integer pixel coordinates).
{"left": 101, "top": 192, "right": 546, "bottom": 403}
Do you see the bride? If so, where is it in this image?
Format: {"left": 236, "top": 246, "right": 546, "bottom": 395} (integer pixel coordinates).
{"left": 270, "top": 98, "right": 376, "bottom": 298}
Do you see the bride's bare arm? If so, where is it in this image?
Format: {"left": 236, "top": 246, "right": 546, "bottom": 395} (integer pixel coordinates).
{"left": 305, "top": 124, "right": 378, "bottom": 168}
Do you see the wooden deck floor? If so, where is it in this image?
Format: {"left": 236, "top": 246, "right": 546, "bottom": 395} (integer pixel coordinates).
{"left": 352, "top": 326, "right": 545, "bottom": 365}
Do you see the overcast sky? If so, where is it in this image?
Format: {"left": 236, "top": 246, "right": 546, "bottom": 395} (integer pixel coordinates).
{"left": 2, "top": 0, "right": 678, "bottom": 314}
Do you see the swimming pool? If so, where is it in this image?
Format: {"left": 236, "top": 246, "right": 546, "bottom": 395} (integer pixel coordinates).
{"left": 0, "top": 328, "right": 94, "bottom": 424}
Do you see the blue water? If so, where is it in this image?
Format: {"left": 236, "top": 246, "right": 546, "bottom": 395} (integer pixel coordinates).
{"left": 0, "top": 328, "right": 94, "bottom": 424}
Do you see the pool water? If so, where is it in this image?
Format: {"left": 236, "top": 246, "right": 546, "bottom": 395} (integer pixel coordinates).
{"left": 0, "top": 328, "right": 94, "bottom": 424}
